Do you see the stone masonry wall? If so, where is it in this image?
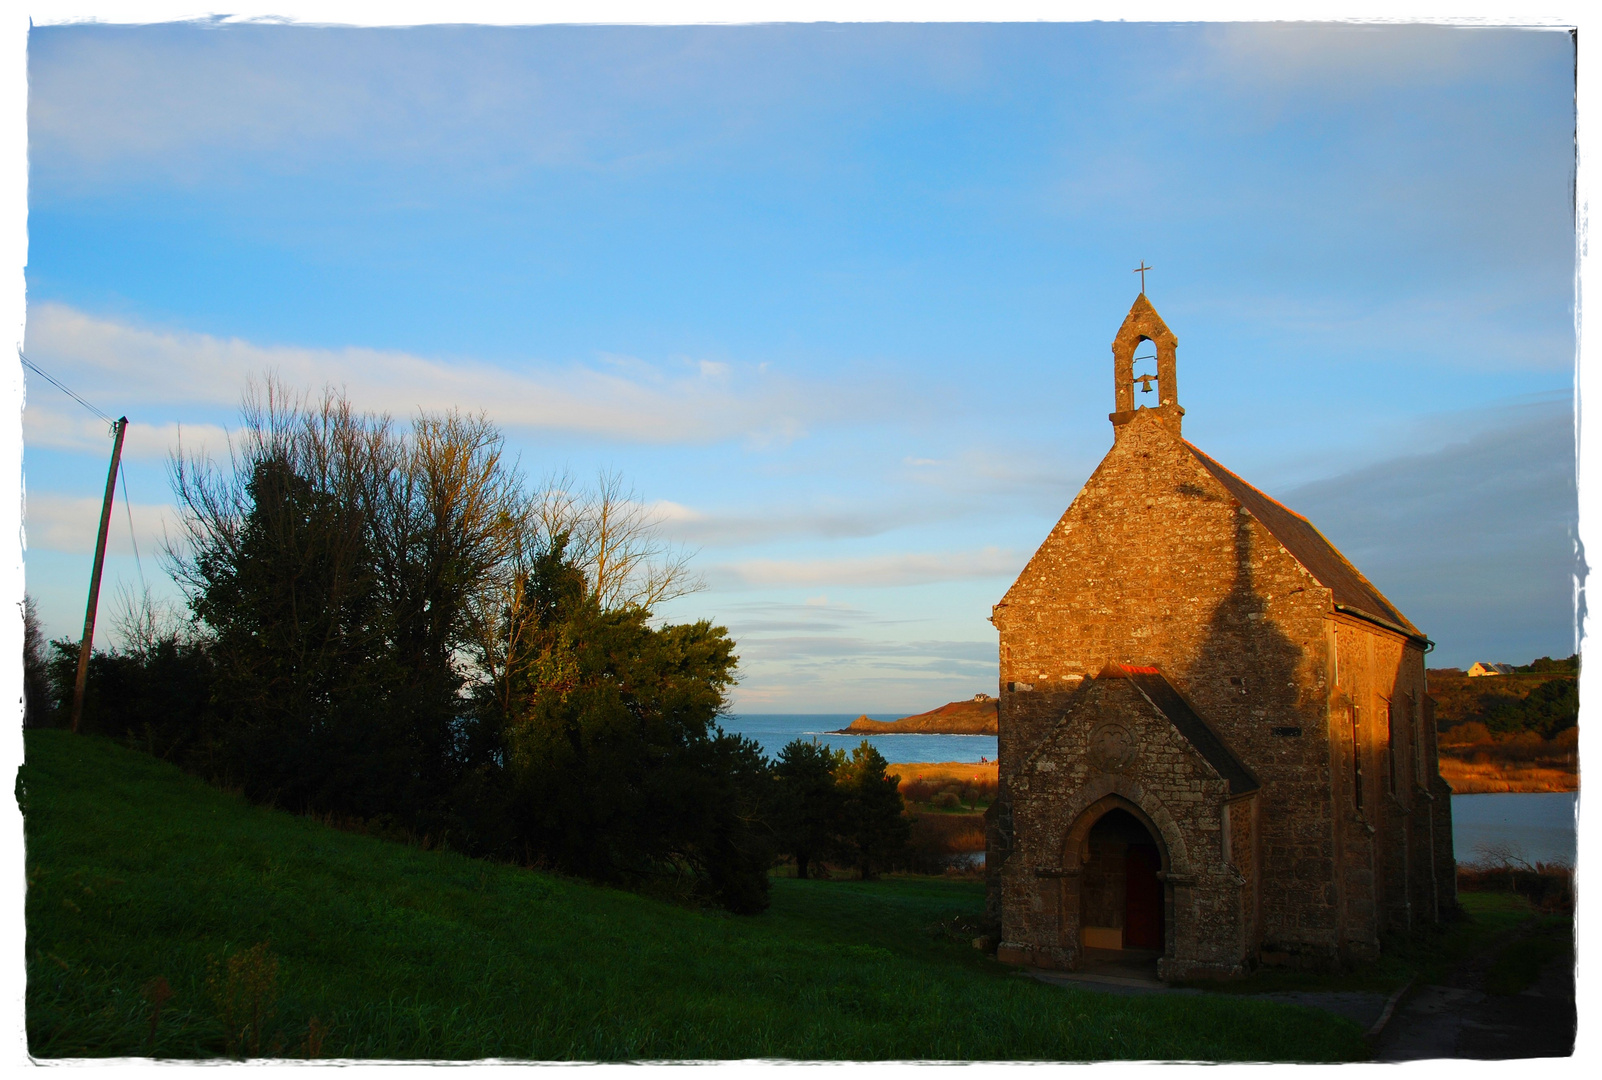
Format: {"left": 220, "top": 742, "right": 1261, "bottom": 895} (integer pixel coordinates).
{"left": 992, "top": 408, "right": 1346, "bottom": 962}
{"left": 1328, "top": 613, "right": 1451, "bottom": 953}
{"left": 997, "top": 677, "right": 1249, "bottom": 978}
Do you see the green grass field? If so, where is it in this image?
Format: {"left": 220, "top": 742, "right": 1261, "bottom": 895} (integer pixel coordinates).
{"left": 21, "top": 730, "right": 1368, "bottom": 1061}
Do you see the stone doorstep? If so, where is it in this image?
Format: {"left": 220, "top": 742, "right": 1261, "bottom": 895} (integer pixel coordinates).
{"left": 1027, "top": 967, "right": 1192, "bottom": 996}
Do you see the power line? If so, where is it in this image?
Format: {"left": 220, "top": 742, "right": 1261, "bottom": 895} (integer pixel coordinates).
{"left": 119, "top": 463, "right": 147, "bottom": 592}
{"left": 19, "top": 346, "right": 147, "bottom": 598}
{"left": 18, "top": 349, "right": 117, "bottom": 429}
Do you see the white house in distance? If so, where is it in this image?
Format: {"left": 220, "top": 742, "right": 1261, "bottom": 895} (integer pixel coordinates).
{"left": 1466, "top": 662, "right": 1517, "bottom": 678}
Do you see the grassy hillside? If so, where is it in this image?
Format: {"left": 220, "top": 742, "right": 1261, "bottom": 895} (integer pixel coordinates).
{"left": 21, "top": 731, "right": 1366, "bottom": 1061}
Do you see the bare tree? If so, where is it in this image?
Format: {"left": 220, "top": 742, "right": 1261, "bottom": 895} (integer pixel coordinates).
{"left": 371, "top": 409, "right": 527, "bottom": 696}
{"left": 534, "top": 469, "right": 702, "bottom": 612}
{"left": 466, "top": 469, "right": 703, "bottom": 721}
{"left": 110, "top": 582, "right": 191, "bottom": 659}
{"left": 167, "top": 378, "right": 384, "bottom": 672}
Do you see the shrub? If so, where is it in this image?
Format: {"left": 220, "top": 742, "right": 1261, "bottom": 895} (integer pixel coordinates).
{"left": 1458, "top": 860, "right": 1573, "bottom": 912}
{"left": 898, "top": 775, "right": 997, "bottom": 807}
{"left": 1438, "top": 721, "right": 1492, "bottom": 746}
{"left": 896, "top": 812, "right": 986, "bottom": 874}
{"left": 1515, "top": 654, "right": 1579, "bottom": 674}
{"left": 1482, "top": 678, "right": 1578, "bottom": 739}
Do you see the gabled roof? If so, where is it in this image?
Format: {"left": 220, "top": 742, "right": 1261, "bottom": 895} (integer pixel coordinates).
{"left": 1099, "top": 663, "right": 1260, "bottom": 796}
{"left": 1184, "top": 443, "right": 1424, "bottom": 641}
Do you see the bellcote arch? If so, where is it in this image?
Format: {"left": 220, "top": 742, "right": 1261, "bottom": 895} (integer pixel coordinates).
{"left": 1110, "top": 293, "right": 1183, "bottom": 437}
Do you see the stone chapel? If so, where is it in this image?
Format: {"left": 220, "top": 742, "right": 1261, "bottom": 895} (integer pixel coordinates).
{"left": 986, "top": 293, "right": 1455, "bottom": 980}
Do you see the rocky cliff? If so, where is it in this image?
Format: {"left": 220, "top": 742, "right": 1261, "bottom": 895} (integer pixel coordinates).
{"left": 831, "top": 696, "right": 998, "bottom": 735}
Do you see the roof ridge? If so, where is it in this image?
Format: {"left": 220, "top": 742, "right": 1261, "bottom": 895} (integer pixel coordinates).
{"left": 1183, "top": 442, "right": 1315, "bottom": 525}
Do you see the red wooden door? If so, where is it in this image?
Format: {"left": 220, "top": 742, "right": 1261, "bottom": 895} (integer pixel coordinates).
{"left": 1124, "top": 843, "right": 1164, "bottom": 950}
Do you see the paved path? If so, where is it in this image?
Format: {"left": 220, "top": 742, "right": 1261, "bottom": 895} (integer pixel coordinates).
{"left": 1029, "top": 923, "right": 1577, "bottom": 1059}
{"left": 1372, "top": 944, "right": 1575, "bottom": 1060}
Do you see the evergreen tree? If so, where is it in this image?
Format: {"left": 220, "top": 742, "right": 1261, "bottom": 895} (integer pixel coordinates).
{"left": 836, "top": 740, "right": 910, "bottom": 880}
{"left": 772, "top": 738, "right": 846, "bottom": 879}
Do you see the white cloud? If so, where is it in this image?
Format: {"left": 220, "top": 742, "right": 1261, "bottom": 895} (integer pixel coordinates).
{"left": 718, "top": 546, "right": 1020, "bottom": 588}
{"left": 23, "top": 492, "right": 179, "bottom": 557}
{"left": 22, "top": 395, "right": 234, "bottom": 462}
{"left": 22, "top": 302, "right": 863, "bottom": 447}
{"left": 1196, "top": 23, "right": 1564, "bottom": 96}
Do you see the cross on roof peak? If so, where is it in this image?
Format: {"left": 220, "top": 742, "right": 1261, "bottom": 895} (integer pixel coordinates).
{"left": 1133, "top": 261, "right": 1153, "bottom": 293}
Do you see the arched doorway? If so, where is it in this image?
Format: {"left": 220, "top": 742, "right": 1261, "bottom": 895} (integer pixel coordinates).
{"left": 1079, "top": 808, "right": 1166, "bottom": 954}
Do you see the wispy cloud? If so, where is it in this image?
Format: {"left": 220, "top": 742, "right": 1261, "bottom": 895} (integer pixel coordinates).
{"left": 716, "top": 547, "right": 1021, "bottom": 588}
{"left": 22, "top": 394, "right": 234, "bottom": 463}
{"left": 1195, "top": 23, "right": 1566, "bottom": 96}
{"left": 24, "top": 492, "right": 178, "bottom": 557}
{"left": 23, "top": 302, "right": 868, "bottom": 448}
{"left": 26, "top": 23, "right": 989, "bottom": 192}
{"left": 652, "top": 499, "right": 944, "bottom": 548}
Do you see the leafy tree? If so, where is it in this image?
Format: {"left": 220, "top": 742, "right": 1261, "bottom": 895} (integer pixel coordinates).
{"left": 836, "top": 740, "right": 910, "bottom": 880}
{"left": 170, "top": 385, "right": 525, "bottom": 828}
{"left": 139, "top": 377, "right": 766, "bottom": 911}
{"left": 1515, "top": 655, "right": 1579, "bottom": 675}
{"left": 492, "top": 538, "right": 762, "bottom": 908}
{"left": 22, "top": 595, "right": 53, "bottom": 729}
{"left": 179, "top": 434, "right": 397, "bottom": 815}
{"left": 772, "top": 738, "right": 847, "bottom": 880}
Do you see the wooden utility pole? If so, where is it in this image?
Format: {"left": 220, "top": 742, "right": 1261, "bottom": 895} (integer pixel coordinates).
{"left": 71, "top": 416, "right": 128, "bottom": 734}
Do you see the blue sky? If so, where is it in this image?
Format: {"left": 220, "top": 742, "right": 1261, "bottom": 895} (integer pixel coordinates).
{"left": 21, "top": 20, "right": 1579, "bottom": 711}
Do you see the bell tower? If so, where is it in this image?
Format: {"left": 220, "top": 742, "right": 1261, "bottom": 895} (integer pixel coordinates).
{"left": 1109, "top": 292, "right": 1183, "bottom": 438}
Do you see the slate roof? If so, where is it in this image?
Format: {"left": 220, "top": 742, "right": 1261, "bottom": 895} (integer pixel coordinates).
{"left": 1101, "top": 663, "right": 1260, "bottom": 796}
{"left": 1184, "top": 442, "right": 1424, "bottom": 641}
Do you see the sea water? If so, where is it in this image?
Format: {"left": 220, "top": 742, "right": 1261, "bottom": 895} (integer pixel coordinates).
{"left": 724, "top": 718, "right": 1577, "bottom": 868}
{"left": 1451, "top": 791, "right": 1577, "bottom": 867}
{"left": 722, "top": 714, "right": 997, "bottom": 765}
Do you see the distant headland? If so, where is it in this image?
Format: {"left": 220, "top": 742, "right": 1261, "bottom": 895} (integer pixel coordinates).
{"left": 830, "top": 694, "right": 998, "bottom": 735}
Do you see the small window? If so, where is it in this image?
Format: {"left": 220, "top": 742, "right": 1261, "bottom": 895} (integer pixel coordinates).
{"left": 1411, "top": 691, "right": 1427, "bottom": 786}
{"left": 1385, "top": 698, "right": 1398, "bottom": 796}
{"left": 1350, "top": 705, "right": 1364, "bottom": 811}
